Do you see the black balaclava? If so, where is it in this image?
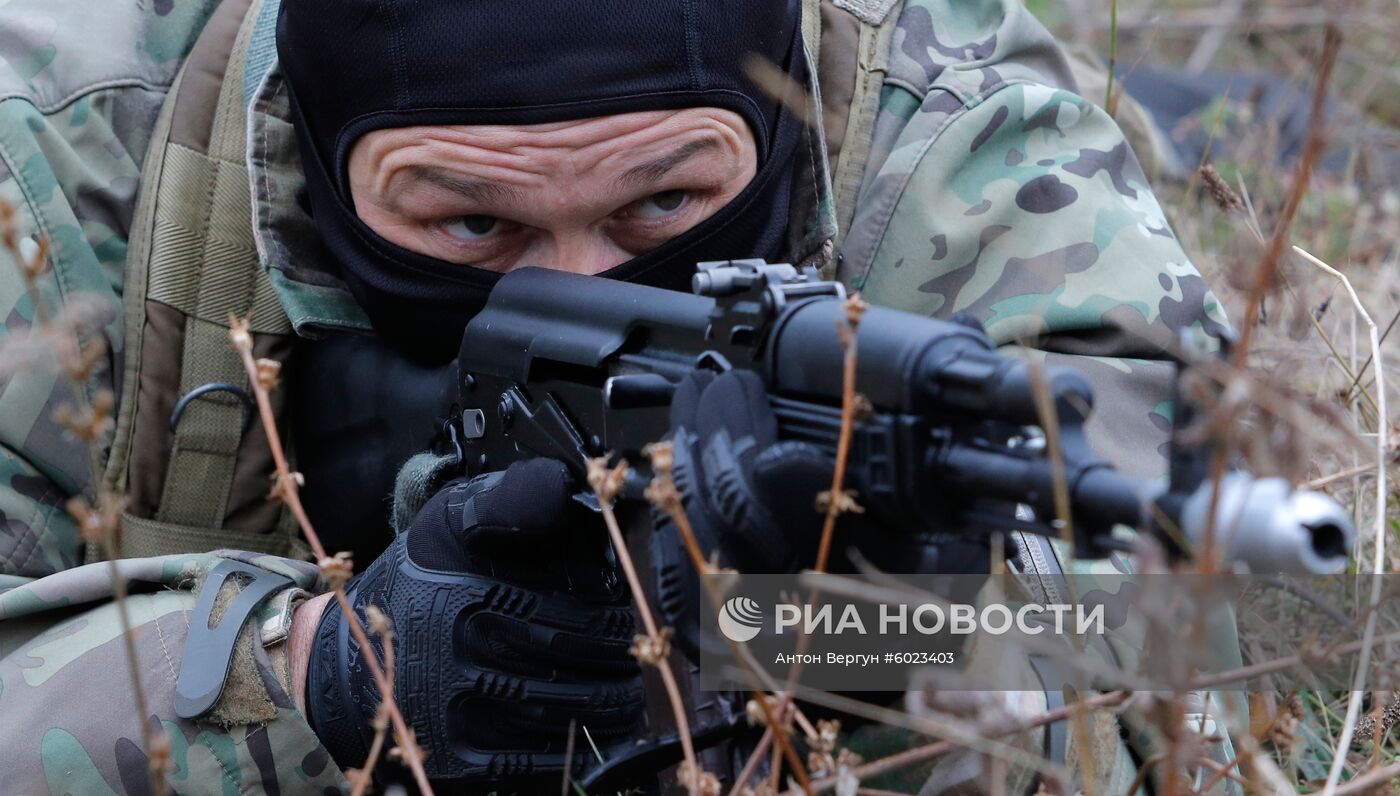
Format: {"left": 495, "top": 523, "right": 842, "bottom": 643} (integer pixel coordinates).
{"left": 277, "top": 0, "right": 806, "bottom": 362}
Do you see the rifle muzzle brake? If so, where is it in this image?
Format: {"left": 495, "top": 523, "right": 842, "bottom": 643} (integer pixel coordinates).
{"left": 1176, "top": 473, "right": 1356, "bottom": 574}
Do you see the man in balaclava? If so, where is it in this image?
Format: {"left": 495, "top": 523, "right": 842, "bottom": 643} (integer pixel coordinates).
{"left": 276, "top": 0, "right": 1244, "bottom": 787}
{"left": 278, "top": 0, "right": 808, "bottom": 362}
{"left": 277, "top": 0, "right": 817, "bottom": 788}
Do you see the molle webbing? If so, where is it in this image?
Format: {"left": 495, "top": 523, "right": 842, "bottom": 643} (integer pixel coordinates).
{"left": 106, "top": 0, "right": 303, "bottom": 560}
{"left": 825, "top": 0, "right": 902, "bottom": 259}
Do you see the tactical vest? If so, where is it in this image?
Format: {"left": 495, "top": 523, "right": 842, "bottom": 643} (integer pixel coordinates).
{"left": 100, "top": 0, "right": 295, "bottom": 560}
{"left": 97, "top": 0, "right": 909, "bottom": 561}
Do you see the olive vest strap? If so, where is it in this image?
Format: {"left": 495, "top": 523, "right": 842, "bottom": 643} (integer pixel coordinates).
{"left": 152, "top": 0, "right": 271, "bottom": 531}
{"left": 802, "top": 0, "right": 824, "bottom": 72}
{"left": 118, "top": 513, "right": 300, "bottom": 560}
{"left": 824, "top": 0, "right": 903, "bottom": 250}
{"left": 103, "top": 0, "right": 305, "bottom": 560}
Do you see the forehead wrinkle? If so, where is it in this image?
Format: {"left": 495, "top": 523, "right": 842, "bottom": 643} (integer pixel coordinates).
{"left": 464, "top": 111, "right": 679, "bottom": 149}
{"left": 586, "top": 113, "right": 747, "bottom": 172}
{"left": 399, "top": 135, "right": 551, "bottom": 176}
{"left": 357, "top": 108, "right": 753, "bottom": 220}
{"left": 615, "top": 138, "right": 723, "bottom": 191}
{"left": 503, "top": 112, "right": 734, "bottom": 172}
{"left": 367, "top": 108, "right": 748, "bottom": 178}
{"left": 371, "top": 141, "right": 490, "bottom": 197}
{"left": 418, "top": 124, "right": 642, "bottom": 173}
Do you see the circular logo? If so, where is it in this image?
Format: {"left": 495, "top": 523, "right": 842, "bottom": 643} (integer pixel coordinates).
{"left": 717, "top": 596, "right": 763, "bottom": 642}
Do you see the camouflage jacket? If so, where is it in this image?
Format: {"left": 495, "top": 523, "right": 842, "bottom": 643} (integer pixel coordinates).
{"left": 0, "top": 0, "right": 1227, "bottom": 793}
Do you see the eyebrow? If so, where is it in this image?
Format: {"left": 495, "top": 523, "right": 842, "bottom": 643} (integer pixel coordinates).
{"left": 617, "top": 138, "right": 722, "bottom": 191}
{"left": 392, "top": 138, "right": 721, "bottom": 210}
{"left": 400, "top": 166, "right": 526, "bottom": 207}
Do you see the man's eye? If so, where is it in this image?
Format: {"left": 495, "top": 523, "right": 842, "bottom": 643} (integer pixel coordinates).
{"left": 442, "top": 214, "right": 501, "bottom": 240}
{"left": 633, "top": 190, "right": 689, "bottom": 219}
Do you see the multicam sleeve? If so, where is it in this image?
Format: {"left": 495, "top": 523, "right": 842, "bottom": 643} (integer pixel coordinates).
{"left": 0, "top": 0, "right": 224, "bottom": 578}
{"left": 851, "top": 81, "right": 1229, "bottom": 482}
{"left": 0, "top": 448, "right": 84, "bottom": 578}
{"left": 0, "top": 551, "right": 349, "bottom": 795}
{"left": 842, "top": 8, "right": 1244, "bottom": 791}
{"left": 0, "top": 156, "right": 94, "bottom": 579}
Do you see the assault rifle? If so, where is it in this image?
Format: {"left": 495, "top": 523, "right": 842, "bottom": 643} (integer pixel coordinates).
{"left": 437, "top": 259, "right": 1353, "bottom": 575}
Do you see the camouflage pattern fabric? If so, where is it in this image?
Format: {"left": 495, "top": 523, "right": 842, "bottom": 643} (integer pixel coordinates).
{"left": 0, "top": 0, "right": 226, "bottom": 578}
{"left": 0, "top": 0, "right": 1238, "bottom": 792}
{"left": 836, "top": 3, "right": 1237, "bottom": 792}
{"left": 844, "top": 0, "right": 1229, "bottom": 479}
{"left": 0, "top": 2, "right": 350, "bottom": 792}
{"left": 0, "top": 550, "right": 345, "bottom": 794}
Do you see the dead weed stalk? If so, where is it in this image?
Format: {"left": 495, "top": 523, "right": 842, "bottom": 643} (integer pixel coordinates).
{"left": 0, "top": 201, "right": 168, "bottom": 794}
{"left": 228, "top": 316, "right": 434, "bottom": 795}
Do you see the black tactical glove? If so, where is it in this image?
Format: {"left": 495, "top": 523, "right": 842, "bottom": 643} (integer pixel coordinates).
{"left": 653, "top": 371, "right": 998, "bottom": 655}
{"left": 306, "top": 459, "right": 643, "bottom": 787}
{"left": 666, "top": 370, "right": 834, "bottom": 572}
{"left": 652, "top": 371, "right": 831, "bottom": 656}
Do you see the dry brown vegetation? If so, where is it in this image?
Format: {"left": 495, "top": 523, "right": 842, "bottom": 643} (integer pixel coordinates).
{"left": 1037, "top": 2, "right": 1400, "bottom": 792}
{"left": 1, "top": 2, "right": 1395, "bottom": 794}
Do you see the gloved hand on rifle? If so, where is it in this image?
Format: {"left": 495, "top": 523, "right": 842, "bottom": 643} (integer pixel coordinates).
{"left": 662, "top": 370, "right": 832, "bottom": 572}
{"left": 301, "top": 459, "right": 644, "bottom": 788}
{"left": 654, "top": 371, "right": 997, "bottom": 653}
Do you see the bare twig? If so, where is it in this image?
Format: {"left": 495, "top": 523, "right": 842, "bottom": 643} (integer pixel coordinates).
{"left": 729, "top": 726, "right": 774, "bottom": 796}
{"left": 349, "top": 607, "right": 395, "bottom": 796}
{"left": 1194, "top": 26, "right": 1343, "bottom": 574}
{"left": 644, "top": 445, "right": 811, "bottom": 796}
{"left": 586, "top": 458, "right": 703, "bottom": 795}
{"left": 743, "top": 55, "right": 818, "bottom": 130}
{"left": 1, "top": 203, "right": 169, "bottom": 794}
{"left": 757, "top": 296, "right": 870, "bottom": 793}
{"left": 1123, "top": 752, "right": 1166, "bottom": 796}
{"left": 1331, "top": 759, "right": 1400, "bottom": 796}
{"left": 1187, "top": 630, "right": 1400, "bottom": 691}
{"left": 1185, "top": 0, "right": 1247, "bottom": 73}
{"left": 1275, "top": 274, "right": 1381, "bottom": 421}
{"left": 1199, "top": 756, "right": 1250, "bottom": 790}
{"left": 814, "top": 294, "right": 869, "bottom": 574}
{"left": 1230, "top": 26, "right": 1341, "bottom": 368}
{"left": 1105, "top": 0, "right": 1119, "bottom": 115}
{"left": 769, "top": 684, "right": 1120, "bottom": 795}
{"left": 228, "top": 318, "right": 434, "bottom": 795}
{"left": 1023, "top": 357, "right": 1100, "bottom": 795}
{"left": 1085, "top": 9, "right": 1390, "bottom": 32}
{"left": 1291, "top": 245, "right": 1389, "bottom": 796}
{"left": 1339, "top": 306, "right": 1400, "bottom": 405}
{"left": 798, "top": 691, "right": 1132, "bottom": 794}
{"left": 1306, "top": 461, "right": 1380, "bottom": 490}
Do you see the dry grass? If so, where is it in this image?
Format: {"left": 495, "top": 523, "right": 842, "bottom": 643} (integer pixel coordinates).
{"left": 1033, "top": 2, "right": 1400, "bottom": 792}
